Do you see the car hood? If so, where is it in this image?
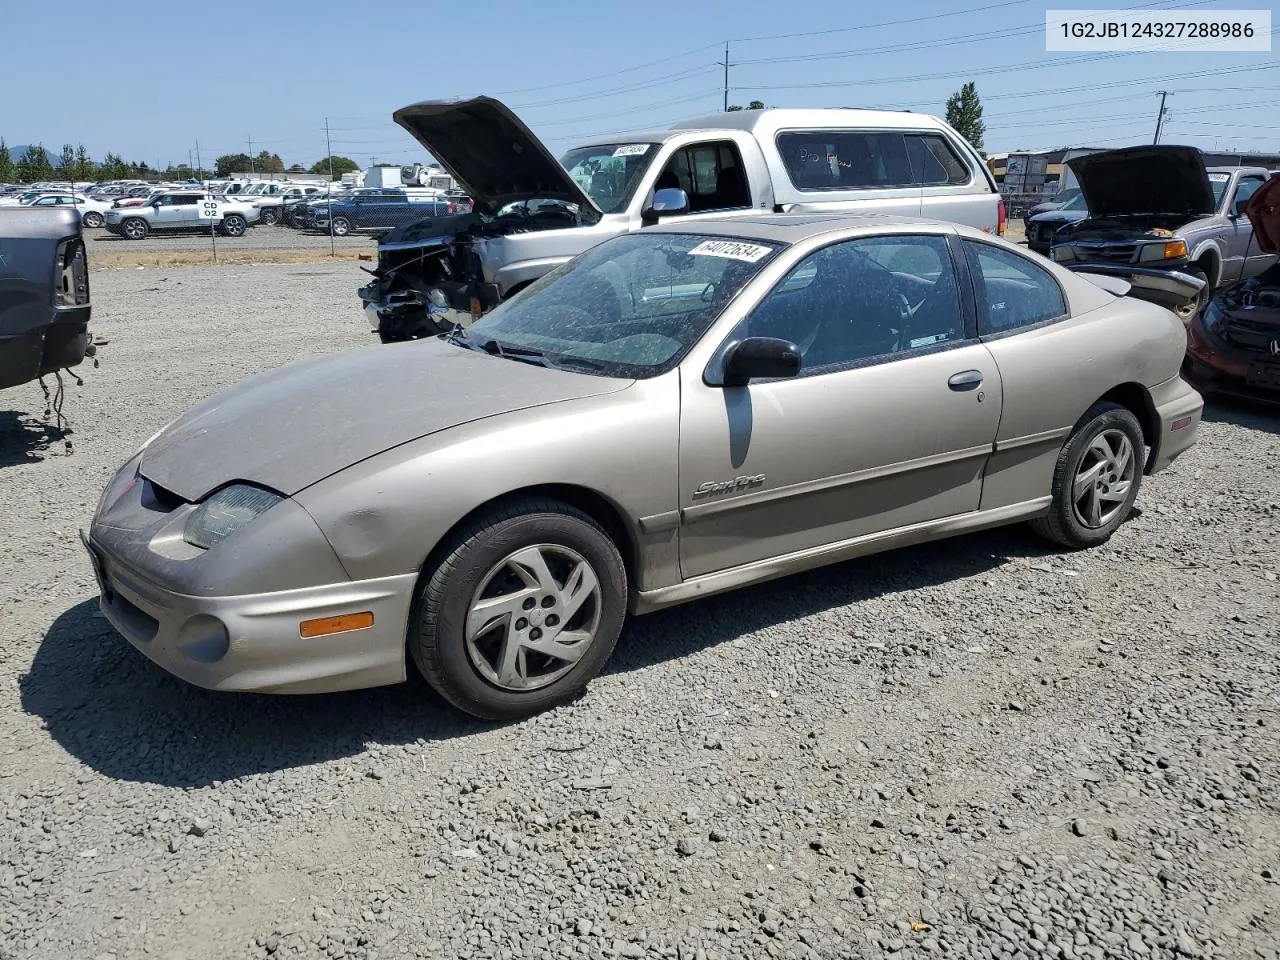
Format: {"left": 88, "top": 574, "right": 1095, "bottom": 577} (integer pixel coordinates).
{"left": 1068, "top": 146, "right": 1215, "bottom": 219}
{"left": 139, "top": 338, "right": 629, "bottom": 501}
{"left": 1030, "top": 209, "right": 1087, "bottom": 225}
{"left": 392, "top": 95, "right": 601, "bottom": 218}
{"left": 1245, "top": 174, "right": 1280, "bottom": 255}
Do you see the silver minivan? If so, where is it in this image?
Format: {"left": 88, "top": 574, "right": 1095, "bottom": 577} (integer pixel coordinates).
{"left": 360, "top": 97, "right": 1003, "bottom": 341}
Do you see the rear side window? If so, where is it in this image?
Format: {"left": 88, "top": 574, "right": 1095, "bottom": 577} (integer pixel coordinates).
{"left": 905, "top": 134, "right": 971, "bottom": 185}
{"left": 963, "top": 240, "right": 1067, "bottom": 335}
{"left": 777, "top": 131, "right": 913, "bottom": 190}
{"left": 173, "top": 195, "right": 199, "bottom": 206}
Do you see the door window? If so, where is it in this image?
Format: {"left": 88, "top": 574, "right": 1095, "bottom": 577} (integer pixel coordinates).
{"left": 740, "top": 234, "right": 965, "bottom": 373}
{"left": 1233, "top": 176, "right": 1265, "bottom": 217}
{"left": 963, "top": 240, "right": 1067, "bottom": 335}
{"left": 654, "top": 141, "right": 751, "bottom": 213}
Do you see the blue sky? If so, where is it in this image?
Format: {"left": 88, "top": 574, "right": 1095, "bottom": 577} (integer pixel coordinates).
{"left": 1, "top": 0, "right": 1275, "bottom": 168}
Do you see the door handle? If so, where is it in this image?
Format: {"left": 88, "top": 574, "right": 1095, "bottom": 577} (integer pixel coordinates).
{"left": 948, "top": 369, "right": 984, "bottom": 391}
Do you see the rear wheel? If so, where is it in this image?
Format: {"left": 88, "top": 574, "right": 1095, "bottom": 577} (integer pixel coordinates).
{"left": 330, "top": 216, "right": 352, "bottom": 236}
{"left": 121, "top": 217, "right": 149, "bottom": 240}
{"left": 259, "top": 207, "right": 279, "bottom": 225}
{"left": 411, "top": 498, "right": 627, "bottom": 720}
{"left": 1031, "top": 401, "right": 1144, "bottom": 549}
{"left": 219, "top": 214, "right": 247, "bottom": 237}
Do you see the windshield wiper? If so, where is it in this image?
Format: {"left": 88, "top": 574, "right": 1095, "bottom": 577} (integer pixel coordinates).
{"left": 478, "top": 337, "right": 548, "bottom": 367}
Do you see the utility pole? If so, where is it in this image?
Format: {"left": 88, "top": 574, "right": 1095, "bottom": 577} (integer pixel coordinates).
{"left": 248, "top": 134, "right": 255, "bottom": 175}
{"left": 188, "top": 149, "right": 193, "bottom": 177}
{"left": 1152, "top": 91, "right": 1171, "bottom": 145}
{"left": 721, "top": 41, "right": 731, "bottom": 111}
{"left": 324, "top": 118, "right": 336, "bottom": 258}
{"left": 195, "top": 140, "right": 202, "bottom": 181}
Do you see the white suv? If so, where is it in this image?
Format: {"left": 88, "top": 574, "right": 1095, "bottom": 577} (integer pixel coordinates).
{"left": 104, "top": 191, "right": 261, "bottom": 240}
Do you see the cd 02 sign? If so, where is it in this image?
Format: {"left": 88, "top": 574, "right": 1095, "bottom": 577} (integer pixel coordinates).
{"left": 201, "top": 200, "right": 219, "bottom": 218}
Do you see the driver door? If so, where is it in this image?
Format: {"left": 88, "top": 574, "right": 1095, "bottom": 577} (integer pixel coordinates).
{"left": 677, "top": 233, "right": 1002, "bottom": 579}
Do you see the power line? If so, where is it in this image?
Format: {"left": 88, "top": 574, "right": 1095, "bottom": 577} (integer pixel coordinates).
{"left": 510, "top": 66, "right": 722, "bottom": 110}
{"left": 729, "top": 0, "right": 1030, "bottom": 43}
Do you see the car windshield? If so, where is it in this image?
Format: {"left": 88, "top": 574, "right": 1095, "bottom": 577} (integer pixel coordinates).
{"left": 460, "top": 232, "right": 783, "bottom": 379}
{"left": 559, "top": 142, "right": 657, "bottom": 214}
{"left": 1060, "top": 192, "right": 1087, "bottom": 211}
{"left": 1209, "top": 173, "right": 1230, "bottom": 207}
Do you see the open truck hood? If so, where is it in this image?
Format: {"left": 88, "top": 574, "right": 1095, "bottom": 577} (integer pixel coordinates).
{"left": 393, "top": 96, "right": 602, "bottom": 218}
{"left": 1067, "top": 146, "right": 1215, "bottom": 220}
{"left": 1245, "top": 174, "right": 1280, "bottom": 255}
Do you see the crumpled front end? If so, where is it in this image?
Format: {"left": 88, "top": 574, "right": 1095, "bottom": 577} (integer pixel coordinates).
{"left": 358, "top": 218, "right": 499, "bottom": 343}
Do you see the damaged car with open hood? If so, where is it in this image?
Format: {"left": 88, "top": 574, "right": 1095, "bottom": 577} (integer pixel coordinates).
{"left": 1050, "top": 146, "right": 1276, "bottom": 322}
{"left": 358, "top": 96, "right": 1004, "bottom": 342}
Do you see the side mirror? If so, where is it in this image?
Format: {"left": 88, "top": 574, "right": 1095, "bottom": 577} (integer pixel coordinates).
{"left": 722, "top": 337, "right": 802, "bottom": 387}
{"left": 641, "top": 187, "right": 689, "bottom": 224}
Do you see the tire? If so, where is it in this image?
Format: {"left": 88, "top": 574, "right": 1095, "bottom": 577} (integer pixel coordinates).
{"left": 82, "top": 211, "right": 104, "bottom": 229}
{"left": 1031, "top": 401, "right": 1145, "bottom": 549}
{"left": 219, "top": 214, "right": 247, "bottom": 237}
{"left": 1174, "top": 268, "right": 1210, "bottom": 325}
{"left": 411, "top": 498, "right": 628, "bottom": 720}
{"left": 330, "top": 216, "right": 352, "bottom": 236}
{"left": 259, "top": 207, "right": 279, "bottom": 226}
{"left": 121, "top": 217, "right": 149, "bottom": 240}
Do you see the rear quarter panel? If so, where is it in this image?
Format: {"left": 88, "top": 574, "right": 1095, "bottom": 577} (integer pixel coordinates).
{"left": 979, "top": 289, "right": 1185, "bottom": 511}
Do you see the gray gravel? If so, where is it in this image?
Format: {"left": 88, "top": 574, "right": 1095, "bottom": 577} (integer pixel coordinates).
{"left": 87, "top": 223, "right": 377, "bottom": 254}
{"left": 2, "top": 263, "right": 1278, "bottom": 960}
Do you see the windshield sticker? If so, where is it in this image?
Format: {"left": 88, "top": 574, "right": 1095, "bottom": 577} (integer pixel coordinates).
{"left": 1207, "top": 173, "right": 1230, "bottom": 181}
{"left": 612, "top": 144, "right": 650, "bottom": 158}
{"left": 688, "top": 240, "right": 773, "bottom": 263}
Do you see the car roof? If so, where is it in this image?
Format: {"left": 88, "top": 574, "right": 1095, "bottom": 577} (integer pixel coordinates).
{"left": 570, "top": 107, "right": 951, "bottom": 150}
{"left": 645, "top": 213, "right": 970, "bottom": 245}
{"left": 1206, "top": 165, "right": 1271, "bottom": 176}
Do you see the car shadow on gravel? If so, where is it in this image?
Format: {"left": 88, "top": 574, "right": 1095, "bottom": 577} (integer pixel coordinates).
{"left": 0, "top": 410, "right": 66, "bottom": 468}
{"left": 22, "top": 599, "right": 487, "bottom": 788}
{"left": 24, "top": 525, "right": 1060, "bottom": 788}
{"left": 1202, "top": 397, "right": 1280, "bottom": 436}
{"left": 607, "top": 523, "right": 1060, "bottom": 675}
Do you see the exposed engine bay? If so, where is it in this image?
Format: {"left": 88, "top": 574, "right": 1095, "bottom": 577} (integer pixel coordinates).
{"left": 359, "top": 203, "right": 581, "bottom": 344}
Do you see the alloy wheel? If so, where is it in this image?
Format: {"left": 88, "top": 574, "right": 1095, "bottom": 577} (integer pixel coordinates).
{"left": 1071, "top": 428, "right": 1135, "bottom": 529}
{"left": 464, "top": 544, "right": 602, "bottom": 692}
{"left": 123, "top": 220, "right": 146, "bottom": 239}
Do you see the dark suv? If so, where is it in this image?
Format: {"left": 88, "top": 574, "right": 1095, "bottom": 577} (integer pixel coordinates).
{"left": 309, "top": 189, "right": 453, "bottom": 236}
{"left": 0, "top": 207, "right": 92, "bottom": 391}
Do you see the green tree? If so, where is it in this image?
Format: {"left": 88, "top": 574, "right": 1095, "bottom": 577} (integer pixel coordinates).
{"left": 214, "top": 153, "right": 252, "bottom": 177}
{"left": 310, "top": 155, "right": 359, "bottom": 179}
{"left": 99, "top": 153, "right": 130, "bottom": 180}
{"left": 255, "top": 150, "right": 285, "bottom": 173}
{"left": 287, "top": 163, "right": 306, "bottom": 173}
{"left": 16, "top": 144, "right": 53, "bottom": 182}
{"left": 0, "top": 140, "right": 14, "bottom": 183}
{"left": 945, "top": 81, "right": 985, "bottom": 152}
{"left": 56, "top": 143, "right": 76, "bottom": 182}
{"left": 726, "top": 100, "right": 767, "bottom": 112}
{"left": 74, "top": 144, "right": 95, "bottom": 181}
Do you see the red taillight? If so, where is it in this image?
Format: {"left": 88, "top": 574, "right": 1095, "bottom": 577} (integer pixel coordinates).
{"left": 997, "top": 199, "right": 1007, "bottom": 237}
{"left": 448, "top": 201, "right": 457, "bottom": 214}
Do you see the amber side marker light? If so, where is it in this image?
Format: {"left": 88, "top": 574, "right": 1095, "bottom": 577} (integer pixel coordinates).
{"left": 1164, "top": 240, "right": 1188, "bottom": 260}
{"left": 299, "top": 612, "right": 375, "bottom": 638}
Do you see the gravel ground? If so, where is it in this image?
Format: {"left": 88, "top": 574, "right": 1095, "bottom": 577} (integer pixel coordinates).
{"left": 87, "top": 224, "right": 377, "bottom": 255}
{"left": 1, "top": 263, "right": 1278, "bottom": 960}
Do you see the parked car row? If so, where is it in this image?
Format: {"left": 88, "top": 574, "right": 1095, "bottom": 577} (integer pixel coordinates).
{"left": 276, "top": 186, "right": 472, "bottom": 235}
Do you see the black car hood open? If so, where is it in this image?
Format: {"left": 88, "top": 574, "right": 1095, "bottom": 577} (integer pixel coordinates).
{"left": 1067, "top": 146, "right": 1215, "bottom": 220}
{"left": 393, "top": 96, "right": 602, "bottom": 218}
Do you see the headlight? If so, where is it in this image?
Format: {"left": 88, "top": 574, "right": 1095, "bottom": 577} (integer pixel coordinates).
{"left": 1052, "top": 245, "right": 1075, "bottom": 262}
{"left": 183, "top": 484, "right": 283, "bottom": 549}
{"left": 1139, "top": 239, "right": 1188, "bottom": 262}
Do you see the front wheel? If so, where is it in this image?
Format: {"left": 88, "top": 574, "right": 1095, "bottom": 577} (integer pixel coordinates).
{"left": 330, "top": 216, "right": 352, "bottom": 236}
{"left": 259, "top": 207, "right": 279, "bottom": 226}
{"left": 411, "top": 498, "right": 628, "bottom": 720}
{"left": 82, "top": 211, "right": 105, "bottom": 228}
{"left": 1031, "top": 401, "right": 1144, "bottom": 549}
{"left": 219, "top": 214, "right": 247, "bottom": 237}
{"left": 121, "top": 217, "right": 149, "bottom": 240}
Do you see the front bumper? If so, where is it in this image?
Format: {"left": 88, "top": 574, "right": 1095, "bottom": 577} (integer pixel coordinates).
{"left": 83, "top": 470, "right": 419, "bottom": 695}
{"left": 84, "top": 529, "right": 415, "bottom": 694}
{"left": 1183, "top": 319, "right": 1280, "bottom": 406}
